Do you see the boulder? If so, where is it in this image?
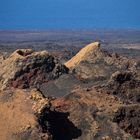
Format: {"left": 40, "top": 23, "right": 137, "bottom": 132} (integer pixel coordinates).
{"left": 0, "top": 49, "right": 69, "bottom": 89}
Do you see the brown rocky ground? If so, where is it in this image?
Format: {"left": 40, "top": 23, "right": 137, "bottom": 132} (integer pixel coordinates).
{"left": 0, "top": 42, "right": 139, "bottom": 140}
{"left": 0, "top": 89, "right": 51, "bottom": 140}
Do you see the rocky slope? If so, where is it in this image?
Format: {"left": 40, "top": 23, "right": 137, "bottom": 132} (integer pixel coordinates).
{"left": 0, "top": 42, "right": 139, "bottom": 140}
{"left": 0, "top": 89, "right": 51, "bottom": 140}
{"left": 65, "top": 42, "right": 136, "bottom": 81}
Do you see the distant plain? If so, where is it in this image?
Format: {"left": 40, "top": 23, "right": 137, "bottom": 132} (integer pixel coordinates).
{"left": 0, "top": 29, "right": 140, "bottom": 60}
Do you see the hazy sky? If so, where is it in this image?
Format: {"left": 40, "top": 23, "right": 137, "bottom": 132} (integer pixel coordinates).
{"left": 0, "top": 0, "right": 140, "bottom": 29}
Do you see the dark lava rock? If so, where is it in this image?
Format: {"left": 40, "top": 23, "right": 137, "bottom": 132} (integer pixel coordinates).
{"left": 0, "top": 49, "right": 69, "bottom": 89}
{"left": 113, "top": 105, "right": 140, "bottom": 139}
{"left": 39, "top": 74, "right": 82, "bottom": 98}
{"left": 104, "top": 71, "right": 140, "bottom": 103}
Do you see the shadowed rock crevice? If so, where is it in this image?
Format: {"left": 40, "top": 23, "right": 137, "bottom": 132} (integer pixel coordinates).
{"left": 16, "top": 49, "right": 34, "bottom": 56}
{"left": 38, "top": 107, "right": 82, "bottom": 140}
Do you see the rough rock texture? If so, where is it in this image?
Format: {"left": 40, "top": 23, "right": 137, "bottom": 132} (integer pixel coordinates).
{"left": 65, "top": 42, "right": 136, "bottom": 81}
{"left": 113, "top": 105, "right": 140, "bottom": 139}
{"left": 0, "top": 89, "right": 51, "bottom": 140}
{"left": 0, "top": 49, "right": 69, "bottom": 89}
{"left": 0, "top": 42, "right": 139, "bottom": 140}
{"left": 0, "top": 53, "right": 4, "bottom": 64}
{"left": 51, "top": 87, "right": 134, "bottom": 140}
{"left": 103, "top": 70, "right": 140, "bottom": 103}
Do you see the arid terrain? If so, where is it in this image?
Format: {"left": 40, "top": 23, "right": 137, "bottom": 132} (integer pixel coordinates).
{"left": 0, "top": 30, "right": 140, "bottom": 140}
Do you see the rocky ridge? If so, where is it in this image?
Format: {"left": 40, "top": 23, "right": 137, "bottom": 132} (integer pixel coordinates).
{"left": 65, "top": 42, "right": 136, "bottom": 81}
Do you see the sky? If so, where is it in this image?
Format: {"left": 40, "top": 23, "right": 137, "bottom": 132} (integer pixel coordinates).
{"left": 0, "top": 0, "right": 140, "bottom": 29}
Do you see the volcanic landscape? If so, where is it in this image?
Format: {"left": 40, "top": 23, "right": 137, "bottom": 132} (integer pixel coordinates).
{"left": 0, "top": 30, "right": 140, "bottom": 140}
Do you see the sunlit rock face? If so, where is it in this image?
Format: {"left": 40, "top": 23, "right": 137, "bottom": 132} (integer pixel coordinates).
{"left": 65, "top": 42, "right": 136, "bottom": 81}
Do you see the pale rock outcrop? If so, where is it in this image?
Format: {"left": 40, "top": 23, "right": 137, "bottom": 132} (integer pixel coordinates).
{"left": 65, "top": 42, "right": 100, "bottom": 68}
{"left": 65, "top": 42, "right": 136, "bottom": 80}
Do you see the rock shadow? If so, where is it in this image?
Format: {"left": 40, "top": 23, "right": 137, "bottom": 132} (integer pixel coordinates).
{"left": 38, "top": 108, "right": 82, "bottom": 140}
